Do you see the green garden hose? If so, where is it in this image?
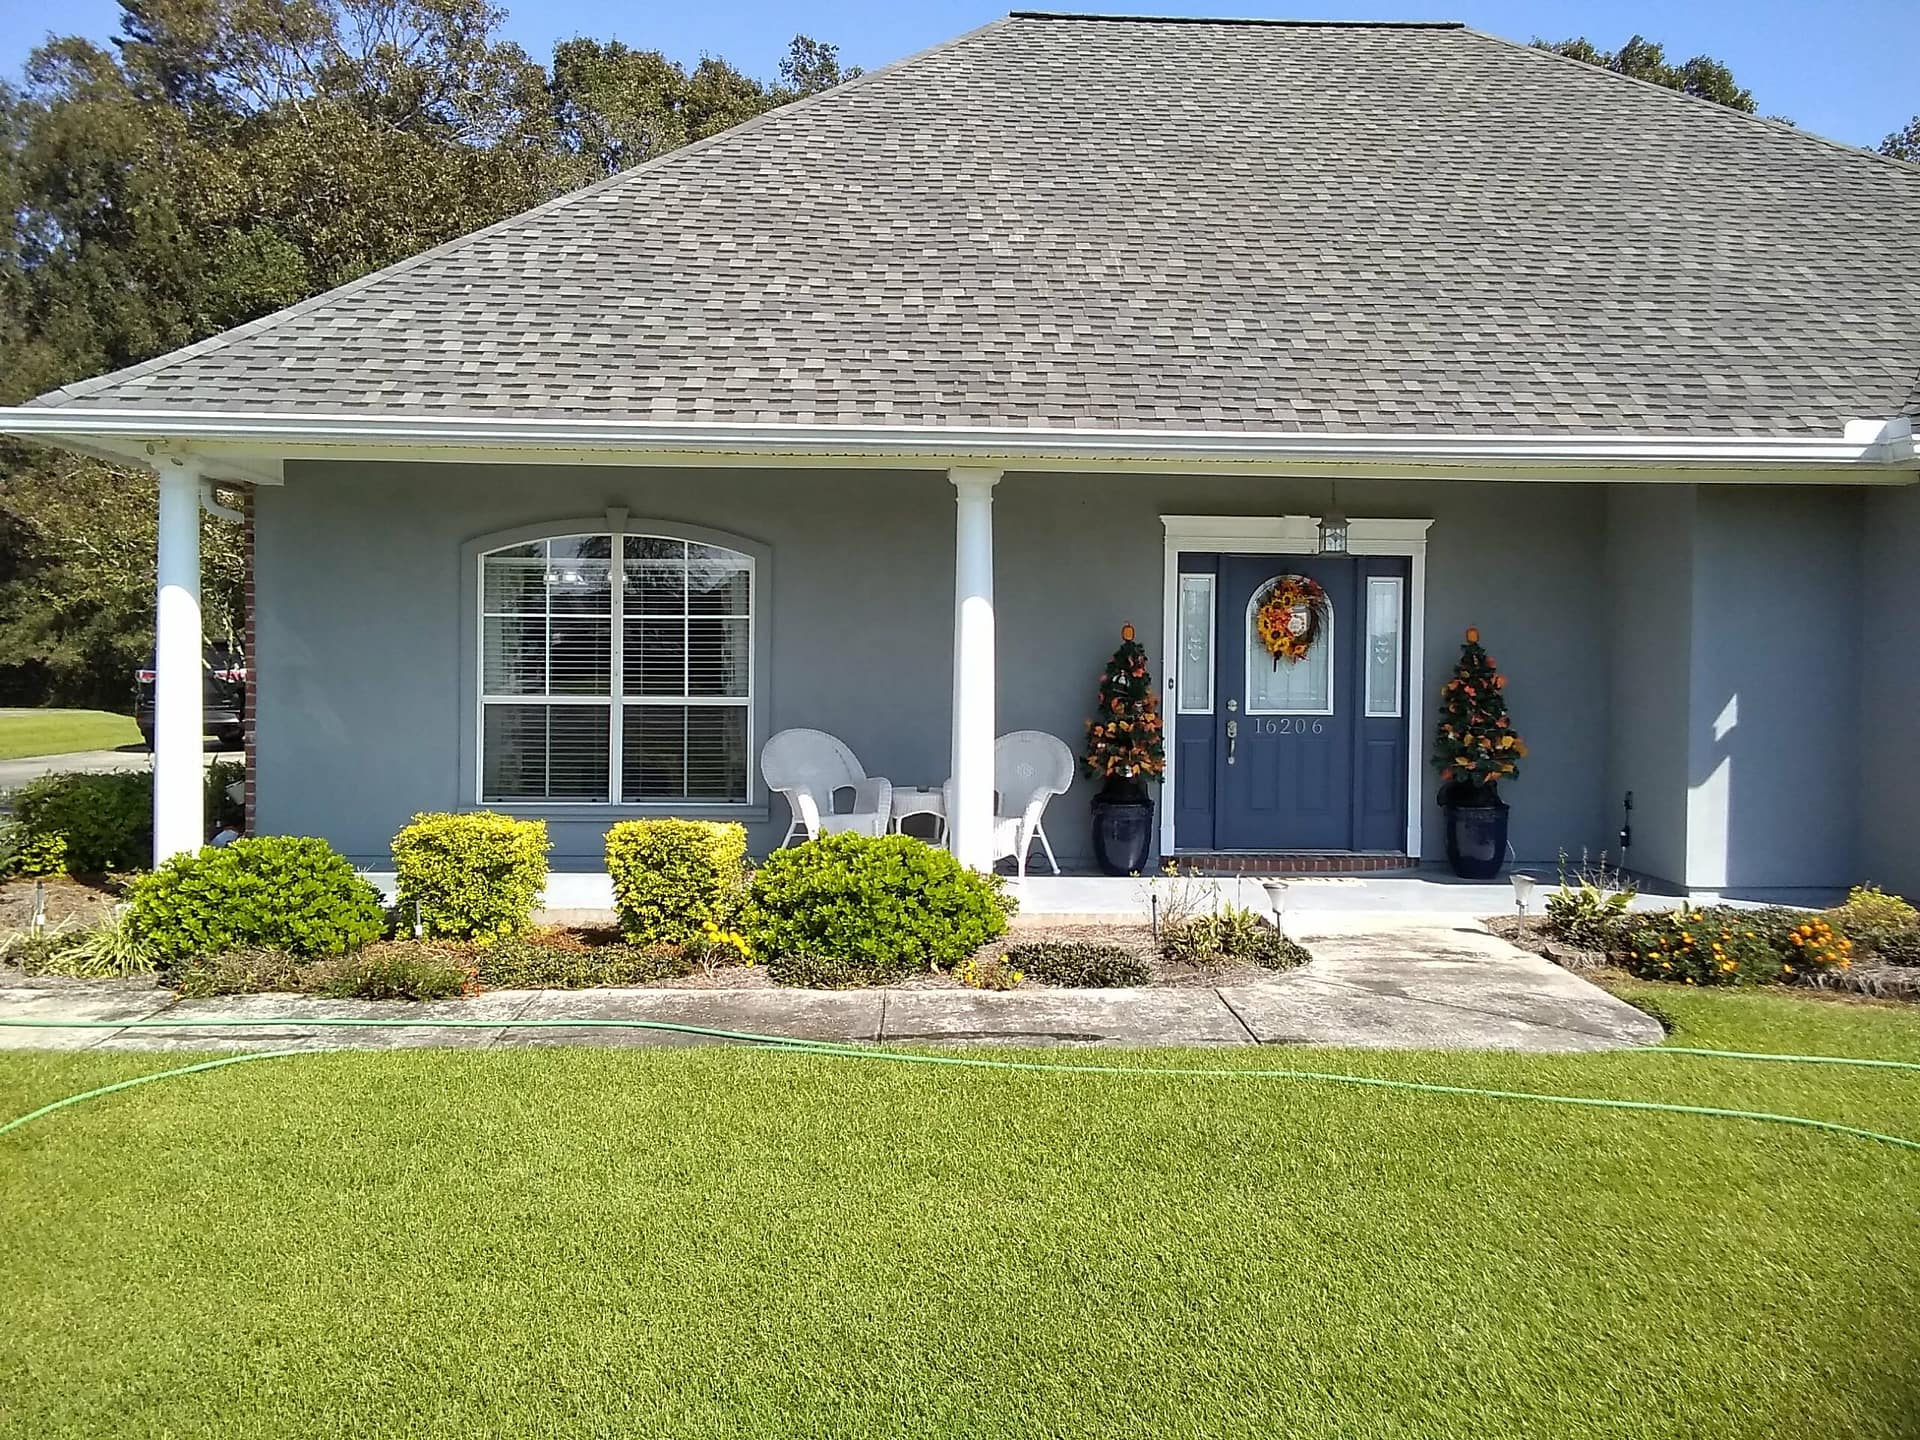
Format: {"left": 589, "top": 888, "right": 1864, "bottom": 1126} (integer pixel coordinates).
{"left": 0, "top": 1015, "right": 1915, "bottom": 1153}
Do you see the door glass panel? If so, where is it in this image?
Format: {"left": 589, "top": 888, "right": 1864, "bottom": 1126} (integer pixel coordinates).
{"left": 1246, "top": 577, "right": 1333, "bottom": 715}
{"left": 1365, "top": 577, "right": 1404, "bottom": 718}
{"left": 1177, "top": 574, "right": 1213, "bottom": 713}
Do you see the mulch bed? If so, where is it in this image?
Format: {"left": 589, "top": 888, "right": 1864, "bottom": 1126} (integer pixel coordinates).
{"left": 515, "top": 915, "right": 1288, "bottom": 990}
{"left": 1486, "top": 911, "right": 1920, "bottom": 1004}
{"left": 1483, "top": 913, "right": 1610, "bottom": 972}
{"left": 0, "top": 876, "right": 123, "bottom": 932}
{"left": 1, "top": 903, "right": 1300, "bottom": 994}
{"left": 986, "top": 914, "right": 1289, "bottom": 988}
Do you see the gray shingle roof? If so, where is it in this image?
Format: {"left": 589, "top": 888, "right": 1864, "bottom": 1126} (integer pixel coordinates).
{"left": 29, "top": 13, "right": 1920, "bottom": 436}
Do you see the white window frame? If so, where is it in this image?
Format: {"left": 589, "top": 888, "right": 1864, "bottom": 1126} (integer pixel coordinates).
{"left": 1175, "top": 572, "right": 1216, "bottom": 714}
{"left": 1364, "top": 575, "right": 1405, "bottom": 719}
{"left": 462, "top": 512, "right": 769, "bottom": 817}
{"left": 1243, "top": 576, "right": 1335, "bottom": 717}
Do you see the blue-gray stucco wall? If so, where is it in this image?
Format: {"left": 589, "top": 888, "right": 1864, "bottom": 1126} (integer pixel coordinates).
{"left": 1859, "top": 484, "right": 1920, "bottom": 898}
{"left": 253, "top": 461, "right": 1901, "bottom": 892}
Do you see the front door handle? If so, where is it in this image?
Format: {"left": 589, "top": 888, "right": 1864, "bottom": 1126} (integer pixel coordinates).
{"left": 1226, "top": 718, "right": 1238, "bottom": 766}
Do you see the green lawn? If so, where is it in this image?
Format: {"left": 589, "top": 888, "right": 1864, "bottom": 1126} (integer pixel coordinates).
{"left": 1, "top": 983, "right": 1917, "bottom": 1438}
{"left": 0, "top": 708, "right": 140, "bottom": 760}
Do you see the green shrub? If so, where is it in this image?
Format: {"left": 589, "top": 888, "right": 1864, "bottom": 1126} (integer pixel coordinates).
{"left": 954, "top": 954, "right": 1023, "bottom": 990}
{"left": 3, "top": 910, "right": 159, "bottom": 979}
{"left": 1161, "top": 905, "right": 1268, "bottom": 967}
{"left": 1621, "top": 907, "right": 1852, "bottom": 986}
{"left": 7, "top": 771, "right": 153, "bottom": 874}
{"left": 473, "top": 937, "right": 694, "bottom": 989}
{"left": 3, "top": 765, "right": 251, "bottom": 877}
{"left": 744, "top": 833, "right": 1011, "bottom": 983}
{"left": 765, "top": 951, "right": 879, "bottom": 989}
{"left": 170, "top": 949, "right": 307, "bottom": 997}
{"left": 1244, "top": 929, "right": 1312, "bottom": 971}
{"left": 129, "top": 836, "right": 387, "bottom": 961}
{"left": 1545, "top": 883, "right": 1635, "bottom": 952}
{"left": 206, "top": 759, "right": 247, "bottom": 833}
{"left": 1872, "top": 928, "right": 1920, "bottom": 967}
{"left": 392, "top": 811, "right": 549, "bottom": 943}
{"left": 1, "top": 924, "right": 72, "bottom": 973}
{"left": 35, "top": 907, "right": 159, "bottom": 978}
{"left": 1007, "top": 941, "right": 1148, "bottom": 987}
{"left": 311, "top": 943, "right": 473, "bottom": 1000}
{"left": 605, "top": 819, "right": 747, "bottom": 944}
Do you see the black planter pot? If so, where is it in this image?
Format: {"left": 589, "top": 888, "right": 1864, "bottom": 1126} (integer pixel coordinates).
{"left": 1091, "top": 782, "right": 1155, "bottom": 876}
{"left": 1444, "top": 800, "right": 1510, "bottom": 880}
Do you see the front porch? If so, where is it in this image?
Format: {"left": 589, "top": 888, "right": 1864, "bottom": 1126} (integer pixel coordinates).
{"left": 126, "top": 457, "right": 1888, "bottom": 900}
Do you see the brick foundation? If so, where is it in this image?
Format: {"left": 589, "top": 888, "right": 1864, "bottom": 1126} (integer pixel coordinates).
{"left": 1170, "top": 852, "right": 1415, "bottom": 875}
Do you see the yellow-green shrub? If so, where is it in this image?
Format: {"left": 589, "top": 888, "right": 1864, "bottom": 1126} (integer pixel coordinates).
{"left": 1831, "top": 885, "right": 1919, "bottom": 958}
{"left": 604, "top": 819, "right": 747, "bottom": 944}
{"left": 392, "top": 812, "right": 549, "bottom": 943}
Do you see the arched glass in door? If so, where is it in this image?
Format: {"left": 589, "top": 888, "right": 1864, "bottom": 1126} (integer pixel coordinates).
{"left": 1244, "top": 575, "right": 1333, "bottom": 715}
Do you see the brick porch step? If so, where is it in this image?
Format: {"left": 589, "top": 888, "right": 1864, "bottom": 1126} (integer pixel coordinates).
{"left": 1171, "top": 852, "right": 1415, "bottom": 875}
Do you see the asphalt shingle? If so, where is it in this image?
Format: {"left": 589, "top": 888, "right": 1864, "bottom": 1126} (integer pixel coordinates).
{"left": 28, "top": 14, "right": 1920, "bottom": 436}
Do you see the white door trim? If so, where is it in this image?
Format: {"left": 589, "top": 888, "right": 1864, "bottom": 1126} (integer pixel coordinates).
{"left": 1159, "top": 515, "right": 1434, "bottom": 859}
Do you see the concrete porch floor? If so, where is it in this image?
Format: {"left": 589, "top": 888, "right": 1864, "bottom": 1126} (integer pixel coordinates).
{"left": 0, "top": 920, "right": 1661, "bottom": 1054}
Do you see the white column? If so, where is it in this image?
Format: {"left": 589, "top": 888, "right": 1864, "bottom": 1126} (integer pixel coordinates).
{"left": 153, "top": 461, "right": 205, "bottom": 862}
{"left": 948, "top": 467, "right": 1001, "bottom": 871}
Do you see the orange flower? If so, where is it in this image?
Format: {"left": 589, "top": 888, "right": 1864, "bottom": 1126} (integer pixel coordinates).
{"left": 1120, "top": 623, "right": 1135, "bottom": 642}
{"left": 1465, "top": 627, "right": 1480, "bottom": 643}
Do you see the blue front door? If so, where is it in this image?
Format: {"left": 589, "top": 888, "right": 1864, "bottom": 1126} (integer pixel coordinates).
{"left": 1172, "top": 553, "right": 1410, "bottom": 853}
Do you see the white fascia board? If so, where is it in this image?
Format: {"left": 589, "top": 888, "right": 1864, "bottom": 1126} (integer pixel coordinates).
{"left": 1, "top": 409, "right": 1915, "bottom": 481}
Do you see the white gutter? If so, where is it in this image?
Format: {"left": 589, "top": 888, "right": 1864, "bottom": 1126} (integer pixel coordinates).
{"left": 1, "top": 408, "right": 1914, "bottom": 476}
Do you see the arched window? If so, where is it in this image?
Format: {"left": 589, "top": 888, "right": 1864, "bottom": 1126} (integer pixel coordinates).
{"left": 476, "top": 528, "right": 755, "bottom": 805}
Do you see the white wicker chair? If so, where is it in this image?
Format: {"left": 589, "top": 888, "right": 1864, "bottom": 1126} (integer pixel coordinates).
{"left": 944, "top": 731, "right": 1074, "bottom": 878}
{"left": 761, "top": 729, "right": 893, "bottom": 847}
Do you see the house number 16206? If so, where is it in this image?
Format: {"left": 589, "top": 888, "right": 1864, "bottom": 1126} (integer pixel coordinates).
{"left": 1254, "top": 718, "right": 1325, "bottom": 736}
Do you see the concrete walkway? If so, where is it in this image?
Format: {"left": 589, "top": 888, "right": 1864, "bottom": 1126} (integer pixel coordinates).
{"left": 0, "top": 922, "right": 1661, "bottom": 1054}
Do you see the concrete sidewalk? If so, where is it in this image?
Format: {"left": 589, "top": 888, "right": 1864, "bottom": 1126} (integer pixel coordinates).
{"left": 0, "top": 922, "right": 1662, "bottom": 1054}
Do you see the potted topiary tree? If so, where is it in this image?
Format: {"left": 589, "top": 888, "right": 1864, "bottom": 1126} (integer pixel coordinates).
{"left": 1082, "top": 624, "right": 1166, "bottom": 875}
{"left": 1430, "top": 627, "right": 1526, "bottom": 880}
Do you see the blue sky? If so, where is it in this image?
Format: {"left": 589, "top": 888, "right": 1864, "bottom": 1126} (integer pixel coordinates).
{"left": 4, "top": 1, "right": 1913, "bottom": 151}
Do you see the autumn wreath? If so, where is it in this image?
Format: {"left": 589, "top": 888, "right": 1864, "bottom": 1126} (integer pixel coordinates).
{"left": 1253, "top": 575, "right": 1330, "bottom": 667}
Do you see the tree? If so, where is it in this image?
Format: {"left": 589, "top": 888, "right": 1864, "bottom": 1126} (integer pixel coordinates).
{"left": 1430, "top": 627, "right": 1526, "bottom": 805}
{"left": 1884, "top": 116, "right": 1919, "bottom": 161}
{"left": 1536, "top": 34, "right": 1757, "bottom": 113}
{"left": 780, "top": 36, "right": 860, "bottom": 98}
{"left": 1082, "top": 624, "right": 1164, "bottom": 791}
{"left": 0, "top": 1, "right": 855, "bottom": 705}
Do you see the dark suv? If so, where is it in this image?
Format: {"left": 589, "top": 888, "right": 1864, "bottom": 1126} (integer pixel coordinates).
{"left": 135, "top": 644, "right": 248, "bottom": 751}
